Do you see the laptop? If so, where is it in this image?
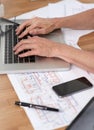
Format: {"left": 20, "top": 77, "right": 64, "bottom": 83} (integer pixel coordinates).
{"left": 0, "top": 18, "right": 70, "bottom": 74}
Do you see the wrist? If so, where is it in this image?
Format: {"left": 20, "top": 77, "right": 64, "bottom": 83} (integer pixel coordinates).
{"left": 52, "top": 43, "right": 74, "bottom": 63}
{"left": 52, "top": 17, "right": 65, "bottom": 29}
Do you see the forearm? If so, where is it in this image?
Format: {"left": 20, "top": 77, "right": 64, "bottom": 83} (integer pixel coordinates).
{"left": 54, "top": 44, "right": 94, "bottom": 73}
{"left": 52, "top": 8, "right": 94, "bottom": 30}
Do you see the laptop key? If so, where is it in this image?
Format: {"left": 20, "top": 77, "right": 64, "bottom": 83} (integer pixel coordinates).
{"left": 4, "top": 24, "right": 35, "bottom": 64}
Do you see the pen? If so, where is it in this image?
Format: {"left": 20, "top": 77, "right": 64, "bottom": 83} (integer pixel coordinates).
{"left": 15, "top": 101, "right": 59, "bottom": 112}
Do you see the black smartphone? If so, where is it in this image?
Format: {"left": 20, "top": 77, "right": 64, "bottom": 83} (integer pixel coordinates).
{"left": 66, "top": 97, "right": 94, "bottom": 130}
{"left": 52, "top": 77, "right": 93, "bottom": 97}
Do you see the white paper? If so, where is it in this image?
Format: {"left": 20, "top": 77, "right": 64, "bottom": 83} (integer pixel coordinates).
{"left": 16, "top": 6, "right": 49, "bottom": 19}
{"left": 48, "top": 1, "right": 66, "bottom": 18}
{"left": 8, "top": 65, "right": 94, "bottom": 130}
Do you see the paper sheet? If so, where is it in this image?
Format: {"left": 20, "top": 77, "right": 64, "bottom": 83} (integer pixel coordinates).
{"left": 48, "top": 0, "right": 66, "bottom": 18}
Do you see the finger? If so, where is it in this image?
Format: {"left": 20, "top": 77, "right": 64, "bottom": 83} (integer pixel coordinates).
{"left": 13, "top": 38, "right": 31, "bottom": 51}
{"left": 14, "top": 43, "right": 33, "bottom": 55}
{"left": 18, "top": 27, "right": 30, "bottom": 38}
{"left": 16, "top": 20, "right": 31, "bottom": 35}
{"left": 18, "top": 50, "right": 37, "bottom": 57}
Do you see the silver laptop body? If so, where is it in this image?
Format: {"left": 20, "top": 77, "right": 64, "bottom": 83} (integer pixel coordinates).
{"left": 0, "top": 18, "right": 70, "bottom": 74}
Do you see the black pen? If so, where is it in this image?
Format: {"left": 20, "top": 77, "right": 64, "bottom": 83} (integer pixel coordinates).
{"left": 15, "top": 101, "right": 59, "bottom": 112}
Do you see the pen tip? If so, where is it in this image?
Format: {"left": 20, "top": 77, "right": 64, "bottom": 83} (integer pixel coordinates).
{"left": 15, "top": 101, "right": 20, "bottom": 105}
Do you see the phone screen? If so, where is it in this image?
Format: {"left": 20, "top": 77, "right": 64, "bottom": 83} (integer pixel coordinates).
{"left": 66, "top": 97, "right": 94, "bottom": 130}
{"left": 52, "top": 77, "right": 93, "bottom": 97}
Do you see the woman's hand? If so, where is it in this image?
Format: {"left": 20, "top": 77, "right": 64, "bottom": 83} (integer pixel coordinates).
{"left": 13, "top": 36, "right": 60, "bottom": 58}
{"left": 16, "top": 17, "right": 57, "bottom": 38}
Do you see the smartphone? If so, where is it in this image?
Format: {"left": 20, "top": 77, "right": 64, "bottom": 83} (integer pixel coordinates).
{"left": 66, "top": 97, "right": 94, "bottom": 130}
{"left": 52, "top": 77, "right": 93, "bottom": 97}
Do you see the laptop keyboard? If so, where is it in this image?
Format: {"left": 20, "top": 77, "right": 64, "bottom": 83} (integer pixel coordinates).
{"left": 4, "top": 24, "right": 35, "bottom": 64}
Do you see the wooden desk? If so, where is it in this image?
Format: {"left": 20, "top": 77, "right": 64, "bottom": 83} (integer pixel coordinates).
{"left": 0, "top": 0, "right": 94, "bottom": 130}
{"left": 3, "top": 0, "right": 60, "bottom": 18}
